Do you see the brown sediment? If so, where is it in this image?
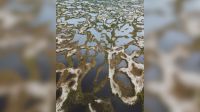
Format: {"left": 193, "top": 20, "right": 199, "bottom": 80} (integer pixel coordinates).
{"left": 131, "top": 63, "right": 143, "bottom": 76}
{"left": 56, "top": 63, "right": 66, "bottom": 70}
{"left": 68, "top": 81, "right": 76, "bottom": 88}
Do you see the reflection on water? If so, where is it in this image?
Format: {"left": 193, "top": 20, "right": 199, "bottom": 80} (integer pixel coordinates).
{"left": 56, "top": 0, "right": 144, "bottom": 112}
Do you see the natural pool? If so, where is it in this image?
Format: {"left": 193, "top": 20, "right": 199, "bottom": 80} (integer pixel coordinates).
{"left": 56, "top": 0, "right": 144, "bottom": 112}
